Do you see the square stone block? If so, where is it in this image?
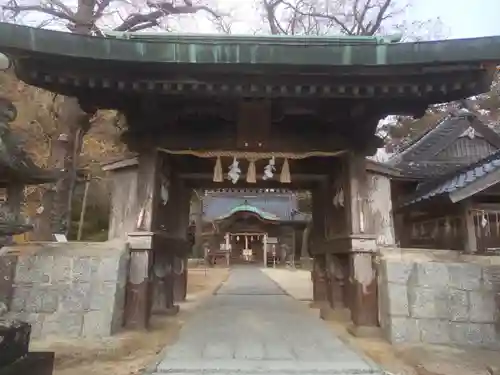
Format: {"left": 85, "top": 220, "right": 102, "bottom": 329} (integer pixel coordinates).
{"left": 24, "top": 286, "right": 44, "bottom": 313}
{"left": 469, "top": 291, "right": 497, "bottom": 323}
{"left": 448, "top": 263, "right": 481, "bottom": 291}
{"left": 82, "top": 311, "right": 113, "bottom": 337}
{"left": 449, "top": 322, "right": 498, "bottom": 347}
{"left": 73, "top": 257, "right": 99, "bottom": 283}
{"left": 384, "top": 260, "right": 415, "bottom": 285}
{"left": 25, "top": 286, "right": 60, "bottom": 313}
{"left": 418, "top": 319, "right": 451, "bottom": 345}
{"left": 60, "top": 282, "right": 91, "bottom": 312}
{"left": 42, "top": 312, "right": 83, "bottom": 338}
{"left": 89, "top": 281, "right": 117, "bottom": 312}
{"left": 386, "top": 283, "right": 409, "bottom": 316}
{"left": 387, "top": 317, "right": 420, "bottom": 343}
{"left": 97, "top": 257, "right": 121, "bottom": 282}
{"left": 51, "top": 256, "right": 73, "bottom": 283}
{"left": 10, "top": 286, "right": 30, "bottom": 312}
{"left": 416, "top": 262, "right": 449, "bottom": 288}
{"left": 409, "top": 287, "right": 447, "bottom": 319}
{"left": 483, "top": 266, "right": 500, "bottom": 291}
{"left": 14, "top": 256, "right": 35, "bottom": 284}
{"left": 448, "top": 289, "right": 469, "bottom": 322}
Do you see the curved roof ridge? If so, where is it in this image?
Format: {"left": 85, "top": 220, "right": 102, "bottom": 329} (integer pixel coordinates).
{"left": 215, "top": 202, "right": 280, "bottom": 222}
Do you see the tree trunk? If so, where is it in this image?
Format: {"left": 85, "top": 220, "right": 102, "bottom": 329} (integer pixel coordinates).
{"left": 37, "top": 97, "right": 91, "bottom": 238}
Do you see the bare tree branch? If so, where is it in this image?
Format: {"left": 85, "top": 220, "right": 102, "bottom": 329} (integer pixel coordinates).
{"left": 3, "top": 0, "right": 77, "bottom": 23}
{"left": 113, "top": 1, "right": 221, "bottom": 32}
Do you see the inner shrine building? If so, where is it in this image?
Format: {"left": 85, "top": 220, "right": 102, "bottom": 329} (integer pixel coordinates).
{"left": 1, "top": 22, "right": 500, "bottom": 333}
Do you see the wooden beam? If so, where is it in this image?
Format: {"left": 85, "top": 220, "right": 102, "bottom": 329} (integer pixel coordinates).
{"left": 102, "top": 157, "right": 138, "bottom": 171}
{"left": 183, "top": 179, "right": 317, "bottom": 190}
{"left": 122, "top": 131, "right": 352, "bottom": 155}
{"left": 462, "top": 201, "right": 477, "bottom": 253}
{"left": 179, "top": 173, "right": 326, "bottom": 181}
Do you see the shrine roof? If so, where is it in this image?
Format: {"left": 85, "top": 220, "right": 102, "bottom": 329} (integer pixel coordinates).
{"left": 203, "top": 192, "right": 300, "bottom": 222}
{"left": 1, "top": 24, "right": 499, "bottom": 108}
{"left": 0, "top": 22, "right": 500, "bottom": 67}
{"left": 388, "top": 111, "right": 500, "bottom": 179}
{"left": 401, "top": 149, "right": 500, "bottom": 207}
{"left": 216, "top": 203, "right": 280, "bottom": 222}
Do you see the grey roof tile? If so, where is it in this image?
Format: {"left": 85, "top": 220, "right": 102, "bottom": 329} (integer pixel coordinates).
{"left": 401, "top": 149, "right": 500, "bottom": 206}
{"left": 388, "top": 112, "right": 499, "bottom": 179}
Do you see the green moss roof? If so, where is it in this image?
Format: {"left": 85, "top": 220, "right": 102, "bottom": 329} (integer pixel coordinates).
{"left": 216, "top": 204, "right": 280, "bottom": 221}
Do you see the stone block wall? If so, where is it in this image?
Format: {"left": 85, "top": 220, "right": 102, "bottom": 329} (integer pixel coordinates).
{"left": 1, "top": 240, "right": 128, "bottom": 339}
{"left": 379, "top": 248, "right": 500, "bottom": 348}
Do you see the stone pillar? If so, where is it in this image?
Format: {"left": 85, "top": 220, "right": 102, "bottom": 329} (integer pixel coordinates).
{"left": 342, "top": 153, "right": 380, "bottom": 336}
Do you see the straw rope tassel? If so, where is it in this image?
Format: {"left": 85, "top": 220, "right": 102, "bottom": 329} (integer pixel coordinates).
{"left": 247, "top": 159, "right": 257, "bottom": 183}
{"left": 280, "top": 158, "right": 291, "bottom": 183}
{"left": 213, "top": 156, "right": 223, "bottom": 182}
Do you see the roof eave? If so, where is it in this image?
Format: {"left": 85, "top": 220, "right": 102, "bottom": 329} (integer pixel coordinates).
{"left": 2, "top": 23, "right": 500, "bottom": 67}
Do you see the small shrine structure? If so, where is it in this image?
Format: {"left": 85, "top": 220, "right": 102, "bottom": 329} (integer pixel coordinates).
{"left": 390, "top": 110, "right": 500, "bottom": 252}
{"left": 1, "top": 23, "right": 500, "bottom": 338}
{"left": 200, "top": 189, "right": 309, "bottom": 266}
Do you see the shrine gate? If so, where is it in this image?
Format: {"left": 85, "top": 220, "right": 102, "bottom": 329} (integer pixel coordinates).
{"left": 1, "top": 23, "right": 500, "bottom": 335}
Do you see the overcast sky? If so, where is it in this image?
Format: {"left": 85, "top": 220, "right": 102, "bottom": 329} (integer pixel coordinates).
{"left": 8, "top": 0, "right": 500, "bottom": 40}
{"left": 412, "top": 0, "right": 500, "bottom": 38}
{"left": 192, "top": 0, "right": 500, "bottom": 39}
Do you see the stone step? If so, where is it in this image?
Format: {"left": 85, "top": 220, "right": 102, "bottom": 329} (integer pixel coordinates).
{"left": 151, "top": 359, "right": 382, "bottom": 374}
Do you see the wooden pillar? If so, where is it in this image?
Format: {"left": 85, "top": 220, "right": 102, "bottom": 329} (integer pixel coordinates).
{"left": 173, "top": 256, "right": 188, "bottom": 303}
{"left": 124, "top": 151, "right": 160, "bottom": 330}
{"left": 263, "top": 233, "right": 268, "bottom": 267}
{"left": 325, "top": 253, "right": 346, "bottom": 309}
{"left": 310, "top": 254, "right": 327, "bottom": 308}
{"left": 154, "top": 170, "right": 191, "bottom": 309}
{"left": 394, "top": 212, "right": 411, "bottom": 248}
{"left": 173, "top": 183, "right": 191, "bottom": 303}
{"left": 462, "top": 201, "right": 477, "bottom": 253}
{"left": 320, "top": 252, "right": 351, "bottom": 321}
{"left": 343, "top": 153, "right": 379, "bottom": 333}
{"left": 192, "top": 189, "right": 204, "bottom": 258}
{"left": 125, "top": 237, "right": 153, "bottom": 328}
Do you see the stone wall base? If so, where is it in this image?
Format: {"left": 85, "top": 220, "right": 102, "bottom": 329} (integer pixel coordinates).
{"left": 379, "top": 248, "right": 500, "bottom": 349}
{"left": 1, "top": 240, "right": 128, "bottom": 339}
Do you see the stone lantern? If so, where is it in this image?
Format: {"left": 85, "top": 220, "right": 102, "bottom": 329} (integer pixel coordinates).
{"left": 0, "top": 95, "right": 57, "bottom": 247}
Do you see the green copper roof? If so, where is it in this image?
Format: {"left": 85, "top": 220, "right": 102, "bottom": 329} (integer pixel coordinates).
{"left": 216, "top": 204, "right": 280, "bottom": 222}
{"left": 1, "top": 23, "right": 500, "bottom": 66}
{"left": 102, "top": 31, "right": 403, "bottom": 44}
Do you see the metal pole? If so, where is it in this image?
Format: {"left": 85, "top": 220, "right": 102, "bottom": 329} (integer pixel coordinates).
{"left": 77, "top": 179, "right": 90, "bottom": 241}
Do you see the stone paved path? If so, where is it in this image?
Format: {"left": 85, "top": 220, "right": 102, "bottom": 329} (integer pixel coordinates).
{"left": 148, "top": 267, "right": 382, "bottom": 375}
